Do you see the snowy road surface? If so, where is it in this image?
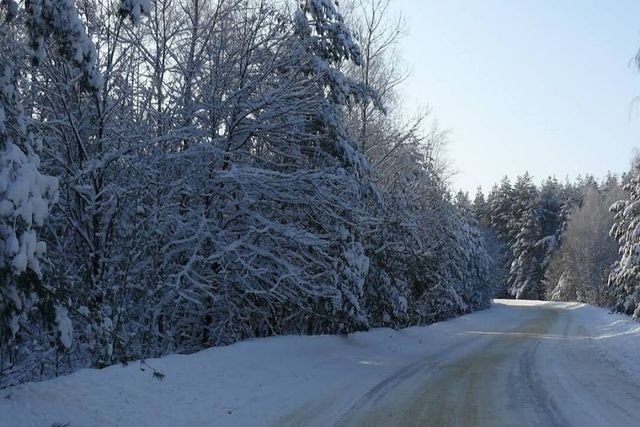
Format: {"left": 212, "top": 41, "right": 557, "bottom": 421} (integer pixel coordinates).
{"left": 3, "top": 300, "right": 640, "bottom": 427}
{"left": 334, "top": 301, "right": 640, "bottom": 427}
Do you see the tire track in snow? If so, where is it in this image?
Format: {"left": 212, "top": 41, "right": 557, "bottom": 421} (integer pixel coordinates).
{"left": 340, "top": 306, "right": 568, "bottom": 426}
{"left": 277, "top": 303, "right": 640, "bottom": 427}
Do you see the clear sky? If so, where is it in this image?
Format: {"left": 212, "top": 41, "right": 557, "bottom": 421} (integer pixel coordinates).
{"left": 394, "top": 0, "right": 640, "bottom": 194}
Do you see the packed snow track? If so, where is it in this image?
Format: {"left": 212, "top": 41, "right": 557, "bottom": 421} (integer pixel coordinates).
{"left": 4, "top": 300, "right": 640, "bottom": 427}
{"left": 331, "top": 301, "right": 640, "bottom": 427}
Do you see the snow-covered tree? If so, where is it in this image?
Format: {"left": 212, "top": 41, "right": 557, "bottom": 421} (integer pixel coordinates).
{"left": 340, "top": 0, "right": 491, "bottom": 327}
{"left": 546, "top": 186, "right": 621, "bottom": 305}
{"left": 489, "top": 177, "right": 514, "bottom": 241}
{"left": 609, "top": 159, "right": 640, "bottom": 316}
{"left": 0, "top": 0, "right": 495, "bottom": 386}
{"left": 472, "top": 187, "right": 489, "bottom": 228}
{"left": 0, "top": 0, "right": 107, "bottom": 350}
{"left": 508, "top": 201, "right": 542, "bottom": 299}
{"left": 504, "top": 173, "right": 545, "bottom": 299}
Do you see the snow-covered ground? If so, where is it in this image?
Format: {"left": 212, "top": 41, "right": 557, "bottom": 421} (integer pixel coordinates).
{"left": 2, "top": 300, "right": 640, "bottom": 427}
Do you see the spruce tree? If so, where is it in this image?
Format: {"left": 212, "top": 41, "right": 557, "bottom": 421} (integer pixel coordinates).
{"left": 507, "top": 173, "right": 543, "bottom": 299}
{"left": 609, "top": 159, "right": 640, "bottom": 316}
{"left": 473, "top": 187, "right": 490, "bottom": 228}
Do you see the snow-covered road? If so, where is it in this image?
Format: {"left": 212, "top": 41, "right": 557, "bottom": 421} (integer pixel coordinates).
{"left": 3, "top": 300, "right": 640, "bottom": 427}
{"left": 336, "top": 301, "right": 640, "bottom": 426}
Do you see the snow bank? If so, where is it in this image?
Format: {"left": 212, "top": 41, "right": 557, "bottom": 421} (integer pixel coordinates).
{"left": 567, "top": 303, "right": 640, "bottom": 379}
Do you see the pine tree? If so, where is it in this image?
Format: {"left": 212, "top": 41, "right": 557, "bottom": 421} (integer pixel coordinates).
{"left": 535, "top": 177, "right": 564, "bottom": 273}
{"left": 489, "top": 177, "right": 514, "bottom": 241}
{"left": 472, "top": 187, "right": 490, "bottom": 228}
{"left": 609, "top": 159, "right": 640, "bottom": 316}
{"left": 509, "top": 204, "right": 543, "bottom": 299}
{"left": 454, "top": 191, "right": 472, "bottom": 218}
{"left": 507, "top": 173, "right": 543, "bottom": 299}
{"left": 486, "top": 178, "right": 515, "bottom": 295}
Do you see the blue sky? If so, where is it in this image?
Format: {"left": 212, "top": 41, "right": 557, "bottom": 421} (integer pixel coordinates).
{"left": 394, "top": 0, "right": 640, "bottom": 194}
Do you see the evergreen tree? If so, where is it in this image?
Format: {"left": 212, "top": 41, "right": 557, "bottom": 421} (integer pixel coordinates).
{"left": 489, "top": 177, "right": 514, "bottom": 241}
{"left": 609, "top": 159, "right": 640, "bottom": 316}
{"left": 487, "top": 178, "right": 515, "bottom": 295}
{"left": 509, "top": 205, "right": 543, "bottom": 299}
{"left": 472, "top": 187, "right": 490, "bottom": 228}
{"left": 535, "top": 177, "right": 564, "bottom": 272}
{"left": 454, "top": 191, "right": 472, "bottom": 219}
{"left": 507, "top": 173, "right": 543, "bottom": 299}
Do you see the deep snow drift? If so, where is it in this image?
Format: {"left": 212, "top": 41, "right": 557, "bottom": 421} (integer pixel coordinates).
{"left": 2, "top": 300, "right": 640, "bottom": 427}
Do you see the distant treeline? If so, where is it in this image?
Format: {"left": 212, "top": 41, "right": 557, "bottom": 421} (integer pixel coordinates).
{"left": 470, "top": 172, "right": 627, "bottom": 308}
